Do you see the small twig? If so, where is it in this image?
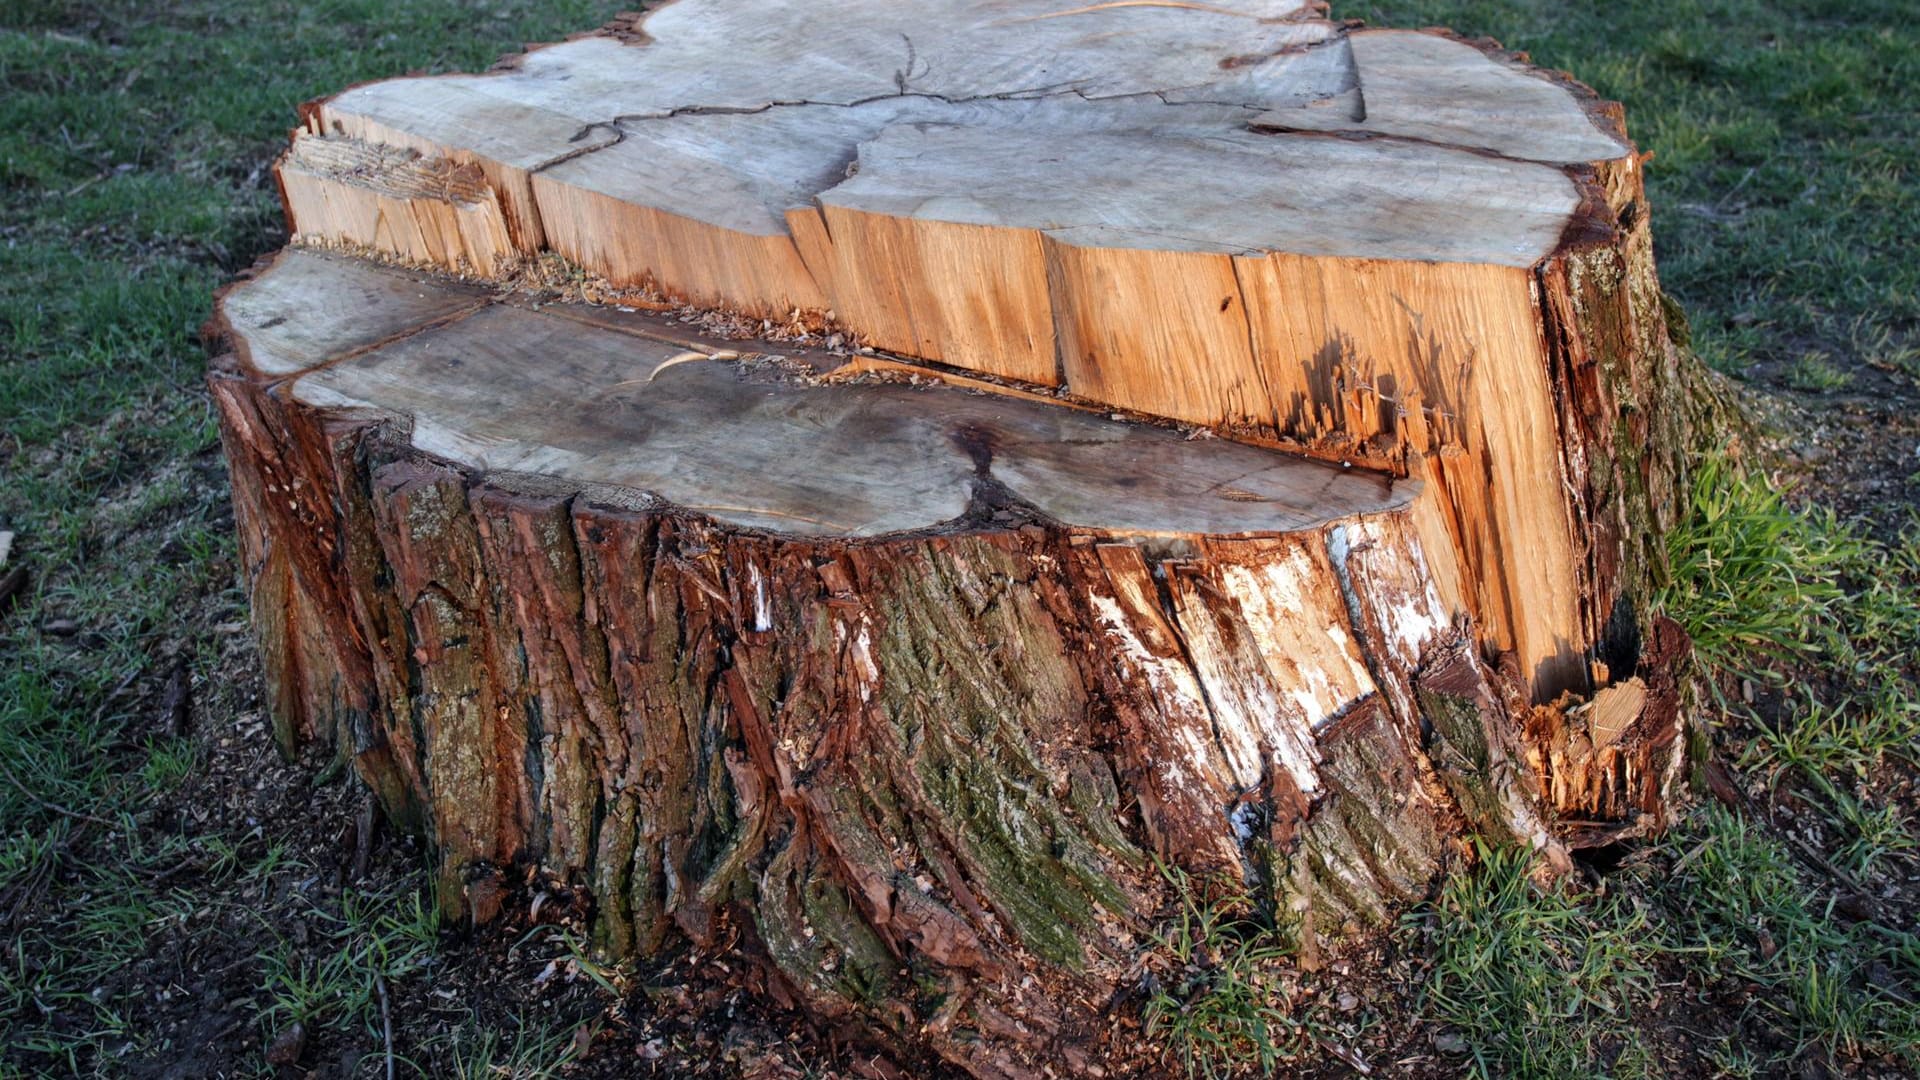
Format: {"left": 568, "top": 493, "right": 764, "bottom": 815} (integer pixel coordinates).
{"left": 1713, "top": 165, "right": 1758, "bottom": 211}
{"left": 375, "top": 971, "right": 396, "bottom": 1080}
{"left": 159, "top": 659, "right": 193, "bottom": 737}
{"left": 1317, "top": 1038, "right": 1373, "bottom": 1075}
{"left": 352, "top": 792, "right": 375, "bottom": 883}
{"left": 0, "top": 757, "right": 119, "bottom": 829}
{"left": 597, "top": 349, "right": 740, "bottom": 393}
{"left": 90, "top": 665, "right": 144, "bottom": 725}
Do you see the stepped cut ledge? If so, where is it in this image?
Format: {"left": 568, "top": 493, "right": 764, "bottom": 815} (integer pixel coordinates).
{"left": 219, "top": 2, "right": 1725, "bottom": 1075}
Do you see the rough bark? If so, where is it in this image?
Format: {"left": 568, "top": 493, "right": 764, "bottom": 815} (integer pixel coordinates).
{"left": 208, "top": 255, "right": 1694, "bottom": 1077}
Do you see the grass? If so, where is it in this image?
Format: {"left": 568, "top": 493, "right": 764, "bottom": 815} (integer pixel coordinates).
{"left": 1401, "top": 459, "right": 1919, "bottom": 1078}
{"left": 420, "top": 1012, "right": 593, "bottom": 1080}
{"left": 1660, "top": 463, "right": 1920, "bottom": 1071}
{"left": 0, "top": 0, "right": 623, "bottom": 1073}
{"left": 1411, "top": 843, "right": 1658, "bottom": 1079}
{"left": 1139, "top": 866, "right": 1315, "bottom": 1080}
{"left": 1659, "top": 807, "right": 1920, "bottom": 1068}
{"left": 1656, "top": 457, "right": 1865, "bottom": 676}
{"left": 1, "top": 0, "right": 1916, "bottom": 1075}
{"left": 256, "top": 885, "right": 439, "bottom": 1042}
{"left": 1785, "top": 351, "right": 1855, "bottom": 393}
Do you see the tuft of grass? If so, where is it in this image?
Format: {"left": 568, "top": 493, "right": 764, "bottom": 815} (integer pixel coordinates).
{"left": 1410, "top": 843, "right": 1658, "bottom": 1079}
{"left": 257, "top": 885, "right": 440, "bottom": 1043}
{"left": 1784, "top": 351, "right": 1855, "bottom": 393}
{"left": 1849, "top": 316, "right": 1920, "bottom": 378}
{"left": 1662, "top": 458, "right": 1918, "bottom": 839}
{"left": 416, "top": 1011, "right": 595, "bottom": 1080}
{"left": 1744, "top": 690, "right": 1918, "bottom": 815}
{"left": 1139, "top": 865, "right": 1319, "bottom": 1080}
{"left": 1657, "top": 457, "right": 1862, "bottom": 677}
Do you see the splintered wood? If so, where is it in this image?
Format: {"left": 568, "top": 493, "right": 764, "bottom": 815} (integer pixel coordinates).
{"left": 278, "top": 137, "right": 514, "bottom": 275}
{"left": 223, "top": 4, "right": 1722, "bottom": 1076}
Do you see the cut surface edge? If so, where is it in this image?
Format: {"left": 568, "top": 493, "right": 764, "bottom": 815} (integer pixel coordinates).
{"left": 220, "top": 250, "right": 1417, "bottom": 541}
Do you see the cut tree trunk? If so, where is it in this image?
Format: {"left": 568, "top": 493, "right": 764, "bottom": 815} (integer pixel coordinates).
{"left": 215, "top": 2, "right": 1724, "bottom": 1075}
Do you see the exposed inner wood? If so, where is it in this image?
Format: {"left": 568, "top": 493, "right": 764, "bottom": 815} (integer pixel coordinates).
{"left": 278, "top": 137, "right": 515, "bottom": 275}
{"left": 226, "top": 251, "right": 1410, "bottom": 539}
{"left": 279, "top": 0, "right": 1645, "bottom": 701}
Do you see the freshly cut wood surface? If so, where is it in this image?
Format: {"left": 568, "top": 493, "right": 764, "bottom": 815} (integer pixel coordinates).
{"left": 216, "top": 251, "right": 490, "bottom": 377}
{"left": 1252, "top": 28, "right": 1630, "bottom": 163}
{"left": 823, "top": 125, "right": 1580, "bottom": 267}
{"left": 279, "top": 0, "right": 1661, "bottom": 700}
{"left": 295, "top": 0, "right": 1624, "bottom": 330}
{"left": 278, "top": 136, "right": 514, "bottom": 275}
{"left": 225, "top": 250, "right": 1410, "bottom": 539}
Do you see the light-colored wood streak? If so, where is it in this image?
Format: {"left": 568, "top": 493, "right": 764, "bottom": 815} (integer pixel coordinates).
{"left": 809, "top": 122, "right": 1577, "bottom": 423}
{"left": 1234, "top": 253, "right": 1580, "bottom": 673}
{"left": 278, "top": 136, "right": 515, "bottom": 276}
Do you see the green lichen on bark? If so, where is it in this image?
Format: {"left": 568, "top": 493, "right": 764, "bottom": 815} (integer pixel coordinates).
{"left": 1287, "top": 700, "right": 1447, "bottom": 938}
{"left": 869, "top": 537, "right": 1136, "bottom": 968}
{"left": 756, "top": 836, "right": 902, "bottom": 1013}
{"left": 372, "top": 464, "right": 514, "bottom": 914}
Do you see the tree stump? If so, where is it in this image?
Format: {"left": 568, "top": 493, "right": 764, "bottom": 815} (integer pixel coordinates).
{"left": 213, "top": 2, "right": 1720, "bottom": 1073}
